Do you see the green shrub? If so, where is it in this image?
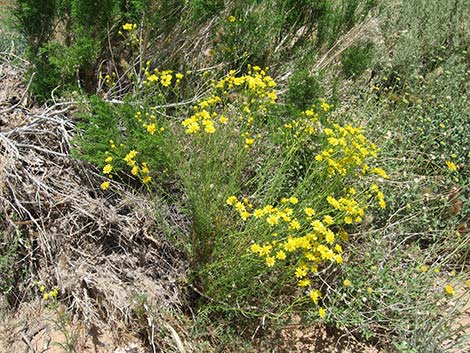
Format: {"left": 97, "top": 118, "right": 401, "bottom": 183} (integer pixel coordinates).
{"left": 341, "top": 41, "right": 374, "bottom": 78}
{"left": 14, "top": 0, "right": 146, "bottom": 100}
{"left": 285, "top": 69, "right": 324, "bottom": 110}
{"left": 189, "top": 0, "right": 223, "bottom": 22}
{"left": 14, "top": 0, "right": 56, "bottom": 54}
{"left": 0, "top": 233, "right": 26, "bottom": 306}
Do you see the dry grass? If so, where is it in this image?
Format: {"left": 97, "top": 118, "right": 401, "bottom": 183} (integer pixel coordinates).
{"left": 0, "top": 57, "right": 190, "bottom": 352}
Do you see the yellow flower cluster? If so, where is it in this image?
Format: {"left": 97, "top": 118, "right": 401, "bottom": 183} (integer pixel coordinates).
{"left": 326, "top": 193, "right": 366, "bottom": 224}
{"left": 100, "top": 72, "right": 117, "bottom": 87}
{"left": 215, "top": 65, "right": 277, "bottom": 102}
{"left": 183, "top": 96, "right": 221, "bottom": 134}
{"left": 119, "top": 23, "right": 139, "bottom": 45}
{"left": 182, "top": 66, "right": 277, "bottom": 136}
{"left": 444, "top": 284, "right": 455, "bottom": 295}
{"left": 122, "top": 23, "right": 137, "bottom": 31}
{"left": 99, "top": 141, "right": 153, "bottom": 189}
{"left": 134, "top": 111, "right": 165, "bottom": 135}
{"left": 282, "top": 108, "right": 319, "bottom": 137}
{"left": 371, "top": 183, "right": 386, "bottom": 209}
{"left": 123, "top": 149, "right": 152, "bottom": 184}
{"left": 227, "top": 195, "right": 349, "bottom": 308}
{"left": 315, "top": 123, "right": 378, "bottom": 177}
{"left": 446, "top": 160, "right": 457, "bottom": 172}
{"left": 143, "top": 64, "right": 184, "bottom": 88}
{"left": 319, "top": 98, "right": 333, "bottom": 112}
{"left": 38, "top": 284, "right": 59, "bottom": 301}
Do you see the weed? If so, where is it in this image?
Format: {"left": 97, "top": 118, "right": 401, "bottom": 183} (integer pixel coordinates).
{"left": 341, "top": 41, "right": 374, "bottom": 78}
{"left": 285, "top": 69, "right": 324, "bottom": 111}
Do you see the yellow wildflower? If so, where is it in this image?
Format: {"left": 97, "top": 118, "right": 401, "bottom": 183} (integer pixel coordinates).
{"left": 275, "top": 250, "right": 286, "bottom": 260}
{"left": 175, "top": 73, "right": 184, "bottom": 83}
{"left": 146, "top": 124, "right": 157, "bottom": 135}
{"left": 334, "top": 254, "right": 343, "bottom": 264}
{"left": 259, "top": 244, "right": 272, "bottom": 256}
{"left": 100, "top": 181, "right": 110, "bottom": 190}
{"left": 371, "top": 167, "right": 390, "bottom": 179}
{"left": 103, "top": 164, "right": 113, "bottom": 174}
{"left": 122, "top": 23, "right": 136, "bottom": 31}
{"left": 226, "top": 196, "right": 237, "bottom": 205}
{"left": 327, "top": 196, "right": 341, "bottom": 209}
{"left": 318, "top": 307, "right": 326, "bottom": 319}
{"left": 289, "top": 219, "right": 301, "bottom": 230}
{"left": 240, "top": 211, "right": 251, "bottom": 220}
{"left": 219, "top": 115, "right": 228, "bottom": 124}
{"left": 446, "top": 160, "right": 457, "bottom": 172}
{"left": 266, "top": 256, "right": 275, "bottom": 267}
{"left": 295, "top": 266, "right": 308, "bottom": 278}
{"left": 304, "top": 207, "right": 315, "bottom": 217}
{"left": 253, "top": 209, "right": 264, "bottom": 218}
{"left": 266, "top": 214, "right": 279, "bottom": 226}
{"left": 325, "top": 230, "right": 335, "bottom": 244}
{"left": 186, "top": 122, "right": 200, "bottom": 134}
{"left": 250, "top": 243, "right": 262, "bottom": 254}
{"left": 289, "top": 196, "right": 299, "bottom": 204}
{"left": 245, "top": 138, "right": 255, "bottom": 145}
{"left": 343, "top": 279, "right": 351, "bottom": 287}
{"left": 309, "top": 289, "right": 322, "bottom": 304}
{"left": 323, "top": 215, "right": 334, "bottom": 225}
{"left": 204, "top": 122, "right": 216, "bottom": 134}
{"left": 141, "top": 164, "right": 149, "bottom": 174}
{"left": 444, "top": 284, "right": 455, "bottom": 295}
{"left": 142, "top": 175, "right": 152, "bottom": 184}
{"left": 235, "top": 202, "right": 245, "bottom": 212}
{"left": 124, "top": 150, "right": 137, "bottom": 162}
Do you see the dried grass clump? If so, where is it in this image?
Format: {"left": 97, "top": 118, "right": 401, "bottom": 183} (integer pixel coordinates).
{"left": 0, "top": 60, "right": 189, "bottom": 351}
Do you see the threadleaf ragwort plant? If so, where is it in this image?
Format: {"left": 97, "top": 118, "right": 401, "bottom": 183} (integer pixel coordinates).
{"left": 76, "top": 21, "right": 389, "bottom": 323}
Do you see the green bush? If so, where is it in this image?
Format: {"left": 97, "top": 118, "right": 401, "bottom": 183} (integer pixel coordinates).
{"left": 285, "top": 69, "right": 324, "bottom": 110}
{"left": 14, "top": 0, "right": 146, "bottom": 100}
{"left": 0, "top": 233, "right": 26, "bottom": 306}
{"left": 14, "top": 0, "right": 56, "bottom": 54}
{"left": 341, "top": 41, "right": 374, "bottom": 78}
{"left": 189, "top": 0, "right": 223, "bottom": 22}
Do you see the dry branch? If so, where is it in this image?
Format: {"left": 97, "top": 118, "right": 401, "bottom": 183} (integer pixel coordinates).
{"left": 0, "top": 63, "right": 189, "bottom": 351}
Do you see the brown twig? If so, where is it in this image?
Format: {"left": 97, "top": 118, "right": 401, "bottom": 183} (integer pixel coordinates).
{"left": 0, "top": 72, "right": 35, "bottom": 115}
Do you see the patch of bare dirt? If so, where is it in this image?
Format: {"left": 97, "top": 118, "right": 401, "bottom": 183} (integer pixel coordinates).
{"left": 0, "top": 299, "right": 145, "bottom": 353}
{"left": 257, "top": 316, "right": 387, "bottom": 353}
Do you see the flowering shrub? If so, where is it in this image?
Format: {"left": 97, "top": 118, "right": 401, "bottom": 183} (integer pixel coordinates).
{"left": 223, "top": 103, "right": 388, "bottom": 317}
{"left": 75, "top": 22, "right": 388, "bottom": 319}
{"left": 182, "top": 65, "right": 277, "bottom": 140}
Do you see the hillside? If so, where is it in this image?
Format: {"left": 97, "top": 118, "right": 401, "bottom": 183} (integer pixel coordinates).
{"left": 1, "top": 1, "right": 469, "bottom": 352}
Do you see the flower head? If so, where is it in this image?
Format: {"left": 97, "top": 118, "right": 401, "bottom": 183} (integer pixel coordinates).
{"left": 103, "top": 164, "right": 113, "bottom": 174}
{"left": 444, "top": 284, "right": 455, "bottom": 296}
{"left": 446, "top": 161, "right": 457, "bottom": 172}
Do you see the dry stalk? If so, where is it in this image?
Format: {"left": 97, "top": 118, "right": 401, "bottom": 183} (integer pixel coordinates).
{"left": 0, "top": 62, "right": 189, "bottom": 351}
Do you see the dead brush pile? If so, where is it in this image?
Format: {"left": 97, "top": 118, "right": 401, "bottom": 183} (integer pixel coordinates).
{"left": 0, "top": 57, "right": 189, "bottom": 351}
